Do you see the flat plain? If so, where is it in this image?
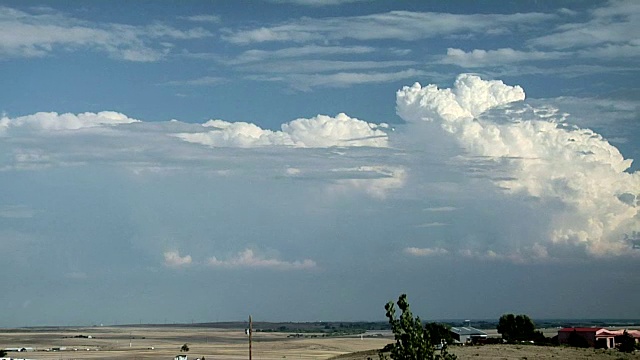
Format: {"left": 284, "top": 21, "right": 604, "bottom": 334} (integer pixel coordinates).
{"left": 0, "top": 326, "right": 390, "bottom": 360}
{"left": 1, "top": 326, "right": 639, "bottom": 360}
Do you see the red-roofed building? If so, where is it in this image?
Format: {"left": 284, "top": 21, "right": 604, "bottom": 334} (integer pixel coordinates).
{"left": 558, "top": 327, "right": 622, "bottom": 348}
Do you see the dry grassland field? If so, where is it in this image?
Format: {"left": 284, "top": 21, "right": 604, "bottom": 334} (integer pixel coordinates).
{"left": 1, "top": 326, "right": 639, "bottom": 360}
{"left": 336, "top": 346, "right": 640, "bottom": 360}
{"left": 0, "top": 326, "right": 390, "bottom": 360}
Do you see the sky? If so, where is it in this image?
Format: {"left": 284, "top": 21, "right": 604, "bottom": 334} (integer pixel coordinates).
{"left": 1, "top": 0, "right": 639, "bottom": 327}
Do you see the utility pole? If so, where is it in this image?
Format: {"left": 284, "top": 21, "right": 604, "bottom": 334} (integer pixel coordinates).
{"left": 249, "top": 315, "right": 253, "bottom": 360}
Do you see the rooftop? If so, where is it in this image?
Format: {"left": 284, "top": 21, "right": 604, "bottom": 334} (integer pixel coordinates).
{"left": 450, "top": 327, "right": 487, "bottom": 336}
{"left": 558, "top": 327, "right": 603, "bottom": 333}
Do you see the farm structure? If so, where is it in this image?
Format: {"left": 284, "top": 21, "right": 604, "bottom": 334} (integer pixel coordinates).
{"left": 448, "top": 326, "right": 487, "bottom": 344}
{"left": 558, "top": 327, "right": 640, "bottom": 348}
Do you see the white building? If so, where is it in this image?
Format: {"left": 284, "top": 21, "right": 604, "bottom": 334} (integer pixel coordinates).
{"left": 449, "top": 326, "right": 488, "bottom": 344}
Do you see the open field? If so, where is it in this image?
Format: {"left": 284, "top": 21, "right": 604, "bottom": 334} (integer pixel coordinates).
{"left": 1, "top": 326, "right": 639, "bottom": 360}
{"left": 0, "top": 326, "right": 391, "bottom": 360}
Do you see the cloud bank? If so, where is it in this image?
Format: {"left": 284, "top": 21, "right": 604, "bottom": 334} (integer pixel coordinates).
{"left": 1, "top": 74, "right": 637, "bottom": 264}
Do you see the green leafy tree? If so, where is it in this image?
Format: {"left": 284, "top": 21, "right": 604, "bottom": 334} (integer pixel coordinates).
{"left": 497, "top": 314, "right": 515, "bottom": 341}
{"left": 617, "top": 331, "right": 636, "bottom": 353}
{"left": 497, "top": 314, "right": 536, "bottom": 342}
{"left": 531, "top": 330, "right": 550, "bottom": 345}
{"left": 424, "top": 322, "right": 453, "bottom": 346}
{"left": 0, "top": 349, "right": 6, "bottom": 357}
{"left": 180, "top": 343, "right": 189, "bottom": 352}
{"left": 380, "top": 294, "right": 456, "bottom": 360}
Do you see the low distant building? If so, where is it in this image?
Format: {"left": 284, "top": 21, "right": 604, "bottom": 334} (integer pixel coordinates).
{"left": 449, "top": 326, "right": 488, "bottom": 344}
{"left": 174, "top": 355, "right": 188, "bottom": 360}
{"left": 558, "top": 327, "right": 627, "bottom": 348}
{"left": 3, "top": 347, "right": 35, "bottom": 352}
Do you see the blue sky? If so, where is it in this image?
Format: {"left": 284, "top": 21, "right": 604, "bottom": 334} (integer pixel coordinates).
{"left": 1, "top": 0, "right": 639, "bottom": 327}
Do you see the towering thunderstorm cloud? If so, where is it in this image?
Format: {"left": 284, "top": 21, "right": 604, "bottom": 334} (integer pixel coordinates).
{"left": 397, "top": 74, "right": 640, "bottom": 257}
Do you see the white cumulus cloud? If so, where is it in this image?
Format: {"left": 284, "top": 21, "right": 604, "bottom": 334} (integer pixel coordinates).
{"left": 397, "top": 74, "right": 526, "bottom": 124}
{"left": 175, "top": 113, "right": 389, "bottom": 148}
{"left": 0, "top": 111, "right": 140, "bottom": 134}
{"left": 404, "top": 247, "right": 449, "bottom": 256}
{"left": 163, "top": 251, "right": 193, "bottom": 268}
{"left": 207, "top": 249, "right": 317, "bottom": 270}
{"left": 396, "top": 74, "right": 640, "bottom": 257}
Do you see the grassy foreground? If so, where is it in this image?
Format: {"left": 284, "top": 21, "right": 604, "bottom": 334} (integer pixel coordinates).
{"left": 330, "top": 345, "right": 640, "bottom": 360}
